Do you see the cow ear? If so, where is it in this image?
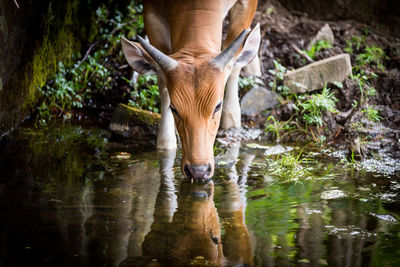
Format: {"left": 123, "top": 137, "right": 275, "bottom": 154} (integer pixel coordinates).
{"left": 234, "top": 23, "right": 261, "bottom": 68}
{"left": 121, "top": 37, "right": 157, "bottom": 74}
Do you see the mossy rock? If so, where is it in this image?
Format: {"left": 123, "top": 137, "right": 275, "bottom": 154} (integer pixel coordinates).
{"left": 109, "top": 103, "right": 161, "bottom": 138}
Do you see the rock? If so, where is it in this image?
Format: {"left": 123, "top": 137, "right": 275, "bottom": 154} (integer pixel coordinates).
{"left": 240, "top": 86, "right": 279, "bottom": 116}
{"left": 321, "top": 189, "right": 347, "bottom": 200}
{"left": 109, "top": 103, "right": 161, "bottom": 138}
{"left": 263, "top": 145, "right": 294, "bottom": 156}
{"left": 349, "top": 137, "right": 364, "bottom": 159}
{"left": 307, "top": 24, "right": 335, "bottom": 50}
{"left": 284, "top": 54, "right": 352, "bottom": 93}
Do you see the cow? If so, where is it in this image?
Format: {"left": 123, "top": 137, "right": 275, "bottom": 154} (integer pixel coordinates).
{"left": 121, "top": 0, "right": 260, "bottom": 181}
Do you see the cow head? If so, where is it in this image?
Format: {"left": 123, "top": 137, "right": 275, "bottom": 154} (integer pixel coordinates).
{"left": 121, "top": 24, "right": 260, "bottom": 182}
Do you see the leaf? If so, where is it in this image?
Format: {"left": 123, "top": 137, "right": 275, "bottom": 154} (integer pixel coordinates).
{"left": 246, "top": 143, "right": 269, "bottom": 149}
{"left": 332, "top": 81, "right": 343, "bottom": 89}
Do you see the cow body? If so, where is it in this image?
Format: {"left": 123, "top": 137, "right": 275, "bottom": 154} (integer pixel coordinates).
{"left": 122, "top": 0, "right": 260, "bottom": 180}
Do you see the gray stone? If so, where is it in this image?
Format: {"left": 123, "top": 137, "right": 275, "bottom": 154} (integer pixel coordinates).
{"left": 240, "top": 86, "right": 279, "bottom": 116}
{"left": 264, "top": 145, "right": 294, "bottom": 156}
{"left": 307, "top": 23, "right": 335, "bottom": 50}
{"left": 284, "top": 53, "right": 352, "bottom": 93}
{"left": 109, "top": 103, "right": 161, "bottom": 138}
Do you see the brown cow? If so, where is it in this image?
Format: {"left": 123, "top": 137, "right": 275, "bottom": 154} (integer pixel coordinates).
{"left": 122, "top": 0, "right": 260, "bottom": 181}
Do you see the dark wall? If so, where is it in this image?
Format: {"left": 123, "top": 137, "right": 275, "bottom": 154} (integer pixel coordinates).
{"left": 277, "top": 0, "right": 400, "bottom": 34}
{"left": 0, "top": 0, "right": 90, "bottom": 136}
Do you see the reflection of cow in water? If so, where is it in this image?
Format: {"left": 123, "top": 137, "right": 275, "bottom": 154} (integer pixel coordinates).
{"left": 119, "top": 145, "right": 254, "bottom": 267}
{"left": 138, "top": 182, "right": 224, "bottom": 267}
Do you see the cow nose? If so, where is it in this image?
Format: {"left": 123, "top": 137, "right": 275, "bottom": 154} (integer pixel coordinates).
{"left": 184, "top": 163, "right": 212, "bottom": 181}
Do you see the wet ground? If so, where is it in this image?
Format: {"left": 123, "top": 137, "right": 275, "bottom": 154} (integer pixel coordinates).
{"left": 1, "top": 123, "right": 400, "bottom": 267}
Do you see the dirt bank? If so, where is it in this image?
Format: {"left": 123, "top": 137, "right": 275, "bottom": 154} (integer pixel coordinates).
{"left": 245, "top": 0, "right": 400, "bottom": 159}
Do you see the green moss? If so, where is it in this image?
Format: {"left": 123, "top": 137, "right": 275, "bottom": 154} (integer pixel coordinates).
{"left": 22, "top": 1, "right": 80, "bottom": 110}
{"left": 116, "top": 103, "right": 161, "bottom": 127}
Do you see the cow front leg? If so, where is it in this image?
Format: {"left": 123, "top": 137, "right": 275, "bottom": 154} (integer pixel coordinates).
{"left": 157, "top": 80, "right": 177, "bottom": 150}
{"left": 221, "top": 66, "right": 241, "bottom": 130}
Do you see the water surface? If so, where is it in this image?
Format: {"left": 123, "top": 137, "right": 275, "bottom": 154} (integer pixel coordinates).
{"left": 0, "top": 123, "right": 399, "bottom": 266}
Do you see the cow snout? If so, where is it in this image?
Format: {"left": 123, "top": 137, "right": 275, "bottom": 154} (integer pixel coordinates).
{"left": 184, "top": 163, "right": 212, "bottom": 181}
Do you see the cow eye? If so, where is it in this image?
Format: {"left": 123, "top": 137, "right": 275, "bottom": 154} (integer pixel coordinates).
{"left": 214, "top": 102, "right": 222, "bottom": 113}
{"left": 170, "top": 105, "right": 179, "bottom": 117}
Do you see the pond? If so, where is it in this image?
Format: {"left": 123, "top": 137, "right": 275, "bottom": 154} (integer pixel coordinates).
{"left": 0, "top": 123, "right": 399, "bottom": 266}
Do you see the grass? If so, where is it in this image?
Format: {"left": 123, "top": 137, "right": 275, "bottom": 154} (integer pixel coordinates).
{"left": 351, "top": 69, "right": 378, "bottom": 105}
{"left": 238, "top": 75, "right": 264, "bottom": 92}
{"left": 294, "top": 85, "right": 338, "bottom": 128}
{"left": 356, "top": 45, "right": 388, "bottom": 71}
{"left": 362, "top": 106, "right": 382, "bottom": 122}
{"left": 340, "top": 151, "right": 357, "bottom": 167}
{"left": 305, "top": 40, "right": 333, "bottom": 60}
{"left": 268, "top": 60, "right": 290, "bottom": 96}
{"left": 265, "top": 115, "right": 295, "bottom": 142}
{"left": 265, "top": 151, "right": 309, "bottom": 181}
{"left": 263, "top": 78, "right": 339, "bottom": 142}
{"left": 344, "top": 35, "right": 366, "bottom": 55}
{"left": 127, "top": 74, "right": 160, "bottom": 113}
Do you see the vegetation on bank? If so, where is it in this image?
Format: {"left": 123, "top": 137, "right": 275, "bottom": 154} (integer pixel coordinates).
{"left": 36, "top": 1, "right": 160, "bottom": 124}
{"left": 262, "top": 30, "right": 389, "bottom": 145}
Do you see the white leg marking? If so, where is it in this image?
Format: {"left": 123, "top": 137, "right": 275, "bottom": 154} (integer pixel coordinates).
{"left": 221, "top": 66, "right": 242, "bottom": 130}
{"left": 157, "top": 79, "right": 177, "bottom": 150}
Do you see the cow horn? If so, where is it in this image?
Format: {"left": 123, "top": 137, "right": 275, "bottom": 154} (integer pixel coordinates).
{"left": 211, "top": 29, "right": 248, "bottom": 70}
{"left": 137, "top": 36, "right": 179, "bottom": 72}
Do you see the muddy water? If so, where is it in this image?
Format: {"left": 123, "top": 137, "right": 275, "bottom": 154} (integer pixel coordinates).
{"left": 0, "top": 123, "right": 399, "bottom": 267}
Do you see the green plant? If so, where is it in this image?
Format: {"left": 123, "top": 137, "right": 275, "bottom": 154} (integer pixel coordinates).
{"left": 128, "top": 74, "right": 160, "bottom": 113}
{"left": 37, "top": 53, "right": 112, "bottom": 123}
{"left": 268, "top": 60, "right": 290, "bottom": 96}
{"left": 351, "top": 70, "right": 378, "bottom": 105}
{"left": 356, "top": 45, "right": 388, "bottom": 71}
{"left": 344, "top": 35, "right": 366, "bottom": 54}
{"left": 265, "top": 151, "right": 309, "bottom": 181}
{"left": 265, "top": 116, "right": 294, "bottom": 142}
{"left": 36, "top": 1, "right": 145, "bottom": 123}
{"left": 305, "top": 40, "right": 333, "bottom": 60}
{"left": 95, "top": 2, "right": 144, "bottom": 44}
{"left": 344, "top": 39, "right": 354, "bottom": 55}
{"left": 350, "top": 121, "right": 364, "bottom": 131}
{"left": 362, "top": 106, "right": 382, "bottom": 122}
{"left": 362, "top": 25, "right": 372, "bottom": 36}
{"left": 316, "top": 135, "right": 327, "bottom": 146}
{"left": 294, "top": 85, "right": 338, "bottom": 127}
{"left": 238, "top": 76, "right": 264, "bottom": 92}
{"left": 340, "top": 150, "right": 357, "bottom": 167}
